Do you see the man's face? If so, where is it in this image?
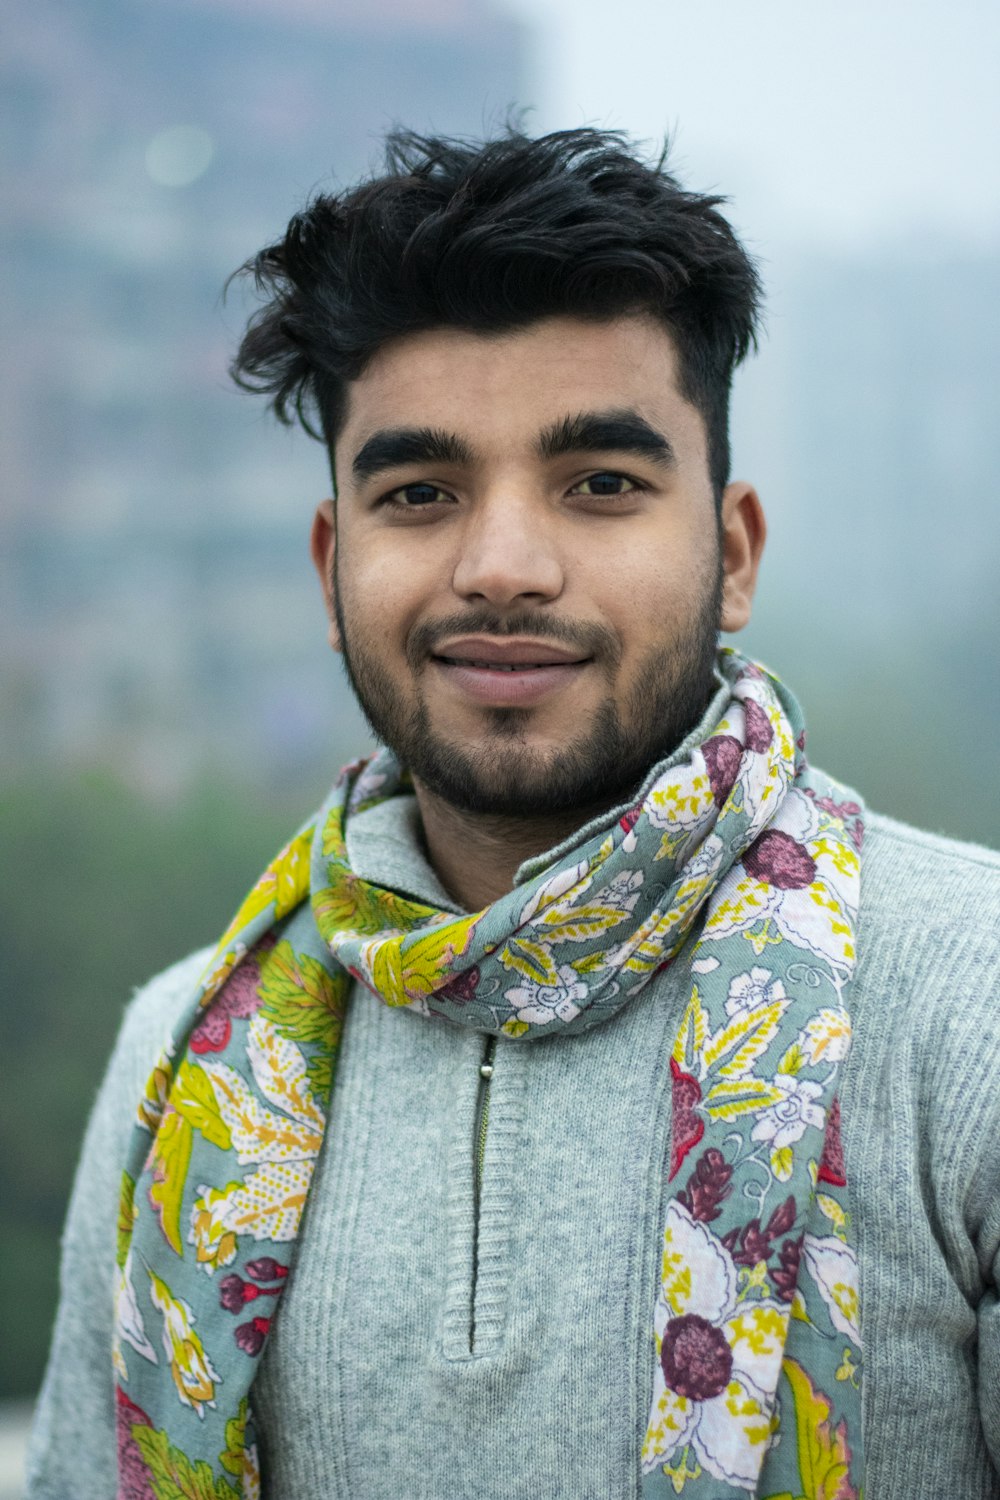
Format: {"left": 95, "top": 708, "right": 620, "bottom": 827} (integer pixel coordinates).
{"left": 312, "top": 314, "right": 763, "bottom": 817}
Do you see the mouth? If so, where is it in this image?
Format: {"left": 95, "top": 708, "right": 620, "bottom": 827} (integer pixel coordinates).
{"left": 436, "top": 656, "right": 583, "bottom": 671}
{"left": 430, "top": 636, "right": 592, "bottom": 706}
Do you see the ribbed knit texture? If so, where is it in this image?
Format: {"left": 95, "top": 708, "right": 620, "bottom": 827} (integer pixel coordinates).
{"left": 26, "top": 806, "right": 1000, "bottom": 1499}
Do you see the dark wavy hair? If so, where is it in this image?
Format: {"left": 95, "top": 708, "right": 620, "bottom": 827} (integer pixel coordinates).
{"left": 230, "top": 126, "right": 763, "bottom": 499}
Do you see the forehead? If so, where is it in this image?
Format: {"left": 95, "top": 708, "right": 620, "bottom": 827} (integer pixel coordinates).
{"left": 338, "top": 314, "right": 700, "bottom": 457}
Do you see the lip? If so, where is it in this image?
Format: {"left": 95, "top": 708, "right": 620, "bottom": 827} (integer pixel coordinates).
{"left": 432, "top": 635, "right": 590, "bottom": 668}
{"left": 430, "top": 636, "right": 591, "bottom": 707}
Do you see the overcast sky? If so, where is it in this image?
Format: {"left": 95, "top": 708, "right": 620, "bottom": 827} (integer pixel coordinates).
{"left": 497, "top": 0, "right": 1000, "bottom": 257}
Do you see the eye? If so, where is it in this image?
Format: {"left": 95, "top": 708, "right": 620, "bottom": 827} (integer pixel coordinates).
{"left": 571, "top": 471, "right": 643, "bottom": 498}
{"left": 382, "top": 482, "right": 453, "bottom": 508}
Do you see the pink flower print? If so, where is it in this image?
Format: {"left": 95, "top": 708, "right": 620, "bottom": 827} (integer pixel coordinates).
{"left": 190, "top": 949, "right": 266, "bottom": 1054}
{"left": 245, "top": 1257, "right": 289, "bottom": 1282}
{"left": 742, "top": 830, "right": 817, "bottom": 890}
{"left": 669, "top": 1058, "right": 705, "bottom": 1180}
{"left": 721, "top": 1196, "right": 800, "bottom": 1301}
{"left": 751, "top": 1074, "right": 825, "bottom": 1152}
{"left": 725, "top": 1219, "right": 772, "bottom": 1268}
{"left": 644, "top": 1202, "right": 787, "bottom": 1489}
{"left": 615, "top": 805, "right": 643, "bottom": 851}
{"left": 817, "top": 1096, "right": 847, "bottom": 1187}
{"left": 661, "top": 1314, "right": 733, "bottom": 1399}
{"left": 219, "top": 1272, "right": 286, "bottom": 1313}
{"left": 701, "top": 734, "right": 742, "bottom": 808}
{"left": 770, "top": 1234, "right": 803, "bottom": 1303}
{"left": 234, "top": 1315, "right": 271, "bottom": 1356}
{"left": 677, "top": 1147, "right": 733, "bottom": 1221}
{"left": 742, "top": 696, "right": 774, "bottom": 753}
{"left": 434, "top": 966, "right": 481, "bottom": 1006}
{"left": 115, "top": 1385, "right": 155, "bottom": 1500}
{"left": 702, "top": 790, "right": 856, "bottom": 973}
{"left": 725, "top": 966, "right": 787, "bottom": 1019}
{"left": 813, "top": 793, "right": 862, "bottom": 820}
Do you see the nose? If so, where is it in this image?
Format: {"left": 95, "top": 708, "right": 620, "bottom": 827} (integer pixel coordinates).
{"left": 451, "top": 490, "right": 564, "bottom": 607}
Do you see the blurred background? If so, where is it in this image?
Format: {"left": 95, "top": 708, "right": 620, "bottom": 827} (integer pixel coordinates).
{"left": 2, "top": 0, "right": 998, "bottom": 1481}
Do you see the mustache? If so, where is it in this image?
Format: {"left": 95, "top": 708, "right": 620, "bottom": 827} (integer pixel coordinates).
{"left": 406, "top": 610, "right": 622, "bottom": 669}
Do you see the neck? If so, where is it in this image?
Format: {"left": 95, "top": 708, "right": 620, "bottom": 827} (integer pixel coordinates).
{"left": 413, "top": 782, "right": 614, "bottom": 911}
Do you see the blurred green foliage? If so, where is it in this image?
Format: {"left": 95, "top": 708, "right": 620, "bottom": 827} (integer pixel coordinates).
{"left": 0, "top": 769, "right": 313, "bottom": 1399}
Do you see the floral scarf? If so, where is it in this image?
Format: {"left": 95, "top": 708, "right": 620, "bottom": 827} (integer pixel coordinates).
{"left": 114, "top": 649, "right": 864, "bottom": 1498}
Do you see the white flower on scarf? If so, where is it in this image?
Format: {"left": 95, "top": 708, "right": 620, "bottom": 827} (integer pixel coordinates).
{"left": 801, "top": 1234, "right": 862, "bottom": 1347}
{"left": 751, "top": 1074, "right": 825, "bottom": 1152}
{"left": 642, "top": 1202, "right": 785, "bottom": 1487}
{"left": 504, "top": 964, "right": 587, "bottom": 1025}
{"left": 113, "top": 1248, "right": 158, "bottom": 1380}
{"left": 517, "top": 856, "right": 590, "bottom": 926}
{"left": 725, "top": 966, "right": 787, "bottom": 1019}
{"left": 598, "top": 869, "right": 645, "bottom": 912}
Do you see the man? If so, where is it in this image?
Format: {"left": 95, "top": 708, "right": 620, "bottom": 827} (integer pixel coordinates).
{"left": 27, "top": 128, "right": 1000, "bottom": 1500}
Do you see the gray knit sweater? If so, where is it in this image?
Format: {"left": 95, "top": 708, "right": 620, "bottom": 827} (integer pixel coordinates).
{"left": 26, "top": 795, "right": 1000, "bottom": 1499}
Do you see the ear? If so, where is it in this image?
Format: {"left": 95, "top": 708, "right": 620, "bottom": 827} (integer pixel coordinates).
{"left": 718, "top": 481, "right": 766, "bottom": 633}
{"left": 309, "top": 498, "right": 341, "bottom": 652}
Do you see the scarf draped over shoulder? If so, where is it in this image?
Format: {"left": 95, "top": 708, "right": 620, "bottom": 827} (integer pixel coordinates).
{"left": 113, "top": 649, "right": 864, "bottom": 1499}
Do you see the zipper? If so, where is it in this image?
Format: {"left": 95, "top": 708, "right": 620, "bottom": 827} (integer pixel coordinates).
{"left": 469, "top": 1036, "right": 496, "bottom": 1351}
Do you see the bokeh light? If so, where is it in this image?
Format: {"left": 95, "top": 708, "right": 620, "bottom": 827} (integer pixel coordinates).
{"left": 144, "top": 124, "right": 215, "bottom": 188}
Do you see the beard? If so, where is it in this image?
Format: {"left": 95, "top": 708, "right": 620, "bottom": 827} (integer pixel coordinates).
{"left": 332, "top": 558, "right": 723, "bottom": 820}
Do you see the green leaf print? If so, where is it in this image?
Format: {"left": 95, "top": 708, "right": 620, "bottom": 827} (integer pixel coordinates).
{"left": 132, "top": 1424, "right": 241, "bottom": 1500}
{"left": 117, "top": 1171, "right": 137, "bottom": 1269}
{"left": 257, "top": 940, "right": 345, "bottom": 1047}
{"left": 173, "top": 1060, "right": 231, "bottom": 1150}
{"left": 314, "top": 873, "right": 434, "bottom": 935}
{"left": 219, "top": 1398, "right": 248, "bottom": 1478}
{"left": 306, "top": 1050, "right": 334, "bottom": 1102}
{"left": 148, "top": 1110, "right": 194, "bottom": 1256}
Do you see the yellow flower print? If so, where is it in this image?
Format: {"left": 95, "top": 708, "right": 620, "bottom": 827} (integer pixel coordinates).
{"left": 136, "top": 1045, "right": 174, "bottom": 1133}
{"left": 801, "top": 1007, "right": 852, "bottom": 1064}
{"left": 801, "top": 1234, "right": 861, "bottom": 1348}
{"left": 215, "top": 827, "right": 313, "bottom": 955}
{"left": 643, "top": 1202, "right": 786, "bottom": 1490}
{"left": 191, "top": 1161, "right": 314, "bottom": 1270}
{"left": 647, "top": 774, "right": 715, "bottom": 833}
{"left": 702, "top": 789, "right": 859, "bottom": 975}
{"left": 189, "top": 1015, "right": 325, "bottom": 1269}
{"left": 190, "top": 1192, "right": 240, "bottom": 1274}
{"left": 147, "top": 1269, "right": 221, "bottom": 1417}
{"left": 197, "top": 947, "right": 245, "bottom": 1009}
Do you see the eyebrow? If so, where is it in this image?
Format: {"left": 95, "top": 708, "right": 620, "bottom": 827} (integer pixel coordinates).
{"left": 349, "top": 406, "right": 676, "bottom": 486}
{"left": 537, "top": 409, "right": 676, "bottom": 469}
{"left": 351, "top": 426, "right": 474, "bottom": 484}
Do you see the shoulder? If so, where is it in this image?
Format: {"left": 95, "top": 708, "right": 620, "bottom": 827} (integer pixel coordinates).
{"left": 110, "top": 946, "right": 215, "bottom": 1097}
{"left": 851, "top": 810, "right": 1000, "bottom": 1084}
{"left": 125, "top": 944, "right": 214, "bottom": 1036}
{"left": 853, "top": 809, "right": 999, "bottom": 1043}
{"left": 860, "top": 808, "right": 1000, "bottom": 939}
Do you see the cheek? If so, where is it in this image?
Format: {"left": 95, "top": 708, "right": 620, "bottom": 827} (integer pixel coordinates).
{"left": 596, "top": 543, "right": 713, "bottom": 648}
{"left": 336, "top": 535, "right": 437, "bottom": 644}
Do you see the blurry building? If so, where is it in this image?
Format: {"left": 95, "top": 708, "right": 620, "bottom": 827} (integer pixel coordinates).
{"left": 3, "top": 4, "right": 998, "bottom": 804}
{"left": 2, "top": 0, "right": 525, "bottom": 792}
{"left": 736, "top": 249, "right": 1000, "bottom": 827}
